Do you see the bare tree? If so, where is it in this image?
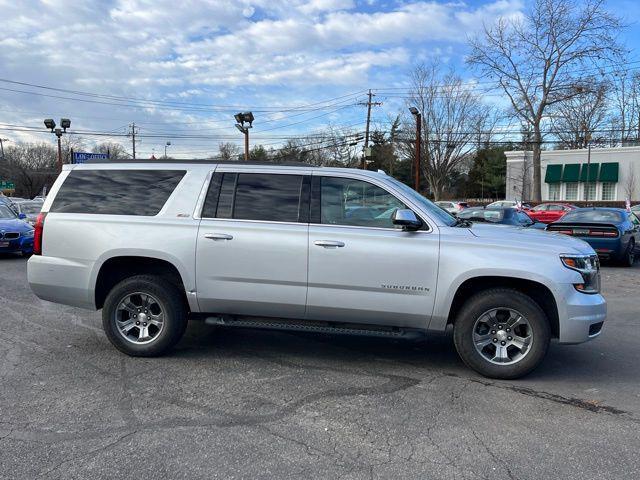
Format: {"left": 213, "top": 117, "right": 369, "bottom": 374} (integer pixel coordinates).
{"left": 0, "top": 143, "right": 58, "bottom": 198}
{"left": 552, "top": 79, "right": 609, "bottom": 149}
{"left": 624, "top": 164, "right": 638, "bottom": 201}
{"left": 401, "top": 62, "right": 495, "bottom": 200}
{"left": 468, "top": 0, "right": 624, "bottom": 201}
{"left": 216, "top": 142, "right": 241, "bottom": 161}
{"left": 60, "top": 135, "right": 86, "bottom": 165}
{"left": 611, "top": 71, "right": 640, "bottom": 145}
{"left": 92, "top": 142, "right": 130, "bottom": 159}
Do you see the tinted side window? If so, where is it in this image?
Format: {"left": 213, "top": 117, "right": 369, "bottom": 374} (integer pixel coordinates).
{"left": 51, "top": 170, "right": 185, "bottom": 216}
{"left": 202, "top": 173, "right": 305, "bottom": 222}
{"left": 234, "top": 174, "right": 303, "bottom": 222}
{"left": 319, "top": 177, "right": 405, "bottom": 228}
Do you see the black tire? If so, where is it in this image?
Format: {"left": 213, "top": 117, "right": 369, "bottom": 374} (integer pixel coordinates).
{"left": 453, "top": 288, "right": 551, "bottom": 379}
{"left": 620, "top": 239, "right": 635, "bottom": 267}
{"left": 102, "top": 275, "right": 188, "bottom": 356}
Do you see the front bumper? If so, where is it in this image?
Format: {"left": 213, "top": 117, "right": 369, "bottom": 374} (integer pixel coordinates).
{"left": 557, "top": 283, "right": 607, "bottom": 344}
{"left": 0, "top": 236, "right": 33, "bottom": 254}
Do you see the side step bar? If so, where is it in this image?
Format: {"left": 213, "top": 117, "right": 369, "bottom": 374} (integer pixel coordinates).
{"left": 204, "top": 315, "right": 424, "bottom": 340}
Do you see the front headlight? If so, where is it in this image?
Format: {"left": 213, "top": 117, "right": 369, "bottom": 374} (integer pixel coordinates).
{"left": 22, "top": 229, "right": 34, "bottom": 238}
{"left": 560, "top": 254, "right": 600, "bottom": 294}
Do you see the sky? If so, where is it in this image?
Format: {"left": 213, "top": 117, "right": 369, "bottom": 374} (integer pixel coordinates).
{"left": 0, "top": 0, "right": 639, "bottom": 158}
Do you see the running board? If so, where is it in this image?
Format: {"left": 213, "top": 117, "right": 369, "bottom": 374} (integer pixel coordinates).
{"left": 204, "top": 316, "right": 423, "bottom": 339}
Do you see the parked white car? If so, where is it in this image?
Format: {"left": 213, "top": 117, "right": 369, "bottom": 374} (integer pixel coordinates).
{"left": 435, "top": 201, "right": 468, "bottom": 216}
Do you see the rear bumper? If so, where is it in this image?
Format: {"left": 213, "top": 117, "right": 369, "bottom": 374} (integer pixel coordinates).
{"left": 577, "top": 237, "right": 623, "bottom": 260}
{"left": 557, "top": 283, "right": 607, "bottom": 344}
{"left": 27, "top": 255, "right": 96, "bottom": 309}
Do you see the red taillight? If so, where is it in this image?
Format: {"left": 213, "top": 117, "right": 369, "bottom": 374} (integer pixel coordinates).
{"left": 34, "top": 212, "right": 46, "bottom": 255}
{"left": 554, "top": 229, "right": 574, "bottom": 235}
{"left": 588, "top": 230, "right": 618, "bottom": 238}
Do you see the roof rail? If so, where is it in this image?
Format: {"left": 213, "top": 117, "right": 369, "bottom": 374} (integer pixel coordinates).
{"left": 83, "top": 158, "right": 318, "bottom": 167}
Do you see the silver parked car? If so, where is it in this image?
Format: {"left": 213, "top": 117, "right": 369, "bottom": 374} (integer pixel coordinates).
{"left": 28, "top": 161, "right": 606, "bottom": 379}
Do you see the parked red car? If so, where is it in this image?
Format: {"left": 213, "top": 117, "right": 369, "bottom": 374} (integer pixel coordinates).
{"left": 528, "top": 203, "right": 576, "bottom": 224}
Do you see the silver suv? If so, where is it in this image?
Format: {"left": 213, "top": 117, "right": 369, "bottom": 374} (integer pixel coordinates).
{"left": 28, "top": 161, "right": 606, "bottom": 379}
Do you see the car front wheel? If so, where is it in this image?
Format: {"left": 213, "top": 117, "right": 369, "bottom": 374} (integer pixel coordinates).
{"left": 102, "top": 275, "right": 188, "bottom": 356}
{"left": 453, "top": 288, "right": 551, "bottom": 379}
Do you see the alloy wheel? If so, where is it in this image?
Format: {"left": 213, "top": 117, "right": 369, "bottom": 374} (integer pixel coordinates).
{"left": 115, "top": 292, "right": 165, "bottom": 345}
{"left": 472, "top": 308, "right": 533, "bottom": 365}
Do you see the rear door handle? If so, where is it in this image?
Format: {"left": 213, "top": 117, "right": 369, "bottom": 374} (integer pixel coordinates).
{"left": 314, "top": 240, "right": 345, "bottom": 248}
{"left": 204, "top": 233, "right": 233, "bottom": 241}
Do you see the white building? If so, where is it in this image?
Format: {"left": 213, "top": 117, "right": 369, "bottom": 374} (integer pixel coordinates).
{"left": 505, "top": 146, "right": 640, "bottom": 202}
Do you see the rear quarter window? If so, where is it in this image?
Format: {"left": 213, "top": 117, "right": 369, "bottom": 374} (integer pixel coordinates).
{"left": 50, "top": 169, "right": 186, "bottom": 216}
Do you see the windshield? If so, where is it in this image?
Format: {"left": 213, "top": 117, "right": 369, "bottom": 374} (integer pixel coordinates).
{"left": 561, "top": 209, "right": 623, "bottom": 223}
{"left": 0, "top": 204, "right": 17, "bottom": 219}
{"left": 459, "top": 208, "right": 505, "bottom": 223}
{"left": 19, "top": 202, "right": 42, "bottom": 214}
{"left": 386, "top": 177, "right": 457, "bottom": 226}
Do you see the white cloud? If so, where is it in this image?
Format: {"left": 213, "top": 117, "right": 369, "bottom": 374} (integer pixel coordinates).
{"left": 0, "top": 0, "right": 525, "bottom": 156}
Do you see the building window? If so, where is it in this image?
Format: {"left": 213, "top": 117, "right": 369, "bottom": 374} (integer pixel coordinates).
{"left": 548, "top": 183, "right": 561, "bottom": 200}
{"left": 602, "top": 182, "right": 616, "bottom": 201}
{"left": 585, "top": 182, "right": 597, "bottom": 201}
{"left": 565, "top": 183, "right": 578, "bottom": 201}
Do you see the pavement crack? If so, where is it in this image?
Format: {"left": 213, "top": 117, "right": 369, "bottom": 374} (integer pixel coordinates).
{"left": 443, "top": 372, "right": 636, "bottom": 421}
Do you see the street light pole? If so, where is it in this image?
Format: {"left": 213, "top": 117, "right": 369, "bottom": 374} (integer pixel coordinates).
{"left": 164, "top": 141, "right": 171, "bottom": 158}
{"left": 44, "top": 118, "right": 70, "bottom": 172}
{"left": 56, "top": 131, "right": 63, "bottom": 171}
{"left": 234, "top": 112, "right": 254, "bottom": 161}
{"left": 409, "top": 107, "right": 421, "bottom": 193}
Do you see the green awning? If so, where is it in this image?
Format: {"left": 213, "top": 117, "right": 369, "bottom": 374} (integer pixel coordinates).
{"left": 579, "top": 163, "right": 600, "bottom": 182}
{"left": 599, "top": 162, "right": 619, "bottom": 182}
{"left": 562, "top": 164, "right": 581, "bottom": 183}
{"left": 545, "top": 164, "right": 563, "bottom": 183}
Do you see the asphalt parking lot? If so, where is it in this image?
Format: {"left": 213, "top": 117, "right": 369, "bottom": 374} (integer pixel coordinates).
{"left": 1, "top": 257, "right": 639, "bottom": 479}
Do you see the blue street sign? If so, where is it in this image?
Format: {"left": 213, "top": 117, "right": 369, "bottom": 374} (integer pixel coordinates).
{"left": 73, "top": 152, "right": 109, "bottom": 164}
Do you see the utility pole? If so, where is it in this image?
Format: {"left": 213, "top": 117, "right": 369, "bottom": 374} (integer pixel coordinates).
{"left": 359, "top": 90, "right": 382, "bottom": 169}
{"left": 0, "top": 138, "right": 8, "bottom": 160}
{"left": 129, "top": 123, "right": 138, "bottom": 160}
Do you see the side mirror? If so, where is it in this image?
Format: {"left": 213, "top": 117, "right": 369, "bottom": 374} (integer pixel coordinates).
{"left": 18, "top": 213, "right": 26, "bottom": 219}
{"left": 392, "top": 209, "right": 422, "bottom": 231}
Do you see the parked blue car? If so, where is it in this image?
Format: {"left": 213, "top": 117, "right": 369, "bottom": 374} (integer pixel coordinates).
{"left": 0, "top": 203, "right": 34, "bottom": 256}
{"left": 546, "top": 208, "right": 640, "bottom": 266}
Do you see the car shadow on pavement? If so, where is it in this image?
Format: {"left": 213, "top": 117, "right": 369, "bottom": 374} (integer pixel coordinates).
{"left": 170, "top": 321, "right": 629, "bottom": 387}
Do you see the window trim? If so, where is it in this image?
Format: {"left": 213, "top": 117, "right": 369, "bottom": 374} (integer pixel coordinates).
{"left": 198, "top": 171, "right": 310, "bottom": 224}
{"left": 310, "top": 174, "right": 431, "bottom": 232}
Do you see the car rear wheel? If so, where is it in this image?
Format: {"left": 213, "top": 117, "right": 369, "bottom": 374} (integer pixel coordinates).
{"left": 102, "top": 275, "right": 188, "bottom": 356}
{"left": 453, "top": 288, "right": 550, "bottom": 379}
{"left": 621, "top": 239, "right": 635, "bottom": 267}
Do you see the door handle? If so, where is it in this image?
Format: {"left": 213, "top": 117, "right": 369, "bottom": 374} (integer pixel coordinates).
{"left": 204, "top": 233, "right": 233, "bottom": 241}
{"left": 314, "top": 240, "right": 345, "bottom": 248}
